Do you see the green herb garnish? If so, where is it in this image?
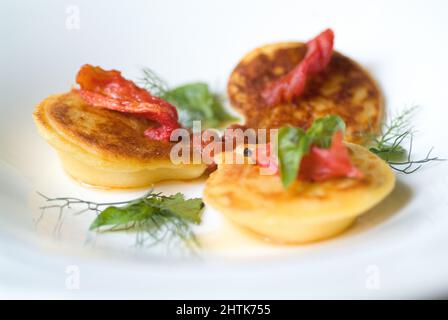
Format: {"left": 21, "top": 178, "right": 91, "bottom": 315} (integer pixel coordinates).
{"left": 366, "top": 106, "right": 444, "bottom": 173}
{"left": 278, "top": 115, "right": 345, "bottom": 187}
{"left": 37, "top": 191, "right": 204, "bottom": 251}
{"left": 307, "top": 115, "right": 346, "bottom": 148}
{"left": 278, "top": 127, "right": 311, "bottom": 187}
{"left": 140, "top": 68, "right": 238, "bottom": 128}
{"left": 140, "top": 68, "right": 169, "bottom": 97}
{"left": 163, "top": 83, "right": 238, "bottom": 129}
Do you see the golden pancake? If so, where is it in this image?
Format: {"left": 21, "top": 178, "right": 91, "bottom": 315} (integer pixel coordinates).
{"left": 227, "top": 42, "right": 383, "bottom": 144}
{"left": 204, "top": 143, "right": 395, "bottom": 243}
{"left": 33, "top": 92, "right": 206, "bottom": 188}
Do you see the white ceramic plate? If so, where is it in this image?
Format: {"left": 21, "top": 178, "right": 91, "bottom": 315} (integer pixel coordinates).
{"left": 1, "top": 0, "right": 448, "bottom": 299}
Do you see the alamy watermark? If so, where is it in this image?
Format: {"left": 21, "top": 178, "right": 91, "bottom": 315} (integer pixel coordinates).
{"left": 169, "top": 121, "right": 278, "bottom": 175}
{"left": 65, "top": 5, "right": 80, "bottom": 30}
{"left": 65, "top": 265, "right": 80, "bottom": 290}
{"left": 365, "top": 264, "right": 381, "bottom": 290}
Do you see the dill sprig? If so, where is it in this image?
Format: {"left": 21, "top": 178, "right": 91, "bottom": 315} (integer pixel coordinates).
{"left": 36, "top": 190, "right": 204, "bottom": 252}
{"left": 367, "top": 106, "right": 444, "bottom": 173}
{"left": 138, "top": 67, "right": 239, "bottom": 128}
{"left": 139, "top": 67, "right": 169, "bottom": 97}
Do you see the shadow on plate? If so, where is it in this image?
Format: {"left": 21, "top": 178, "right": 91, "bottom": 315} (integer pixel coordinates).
{"left": 346, "top": 179, "right": 412, "bottom": 236}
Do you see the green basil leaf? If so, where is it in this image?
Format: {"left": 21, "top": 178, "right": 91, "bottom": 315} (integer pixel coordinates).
{"left": 277, "top": 127, "right": 312, "bottom": 188}
{"left": 148, "top": 193, "right": 204, "bottom": 224}
{"left": 276, "top": 115, "right": 347, "bottom": 188}
{"left": 89, "top": 193, "right": 204, "bottom": 231}
{"left": 369, "top": 144, "right": 407, "bottom": 161}
{"left": 306, "top": 115, "right": 345, "bottom": 148}
{"left": 162, "top": 83, "right": 238, "bottom": 128}
{"left": 89, "top": 201, "right": 155, "bottom": 230}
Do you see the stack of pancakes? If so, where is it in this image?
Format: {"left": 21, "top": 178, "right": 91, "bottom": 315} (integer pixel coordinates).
{"left": 203, "top": 41, "right": 393, "bottom": 243}
{"left": 33, "top": 39, "right": 393, "bottom": 244}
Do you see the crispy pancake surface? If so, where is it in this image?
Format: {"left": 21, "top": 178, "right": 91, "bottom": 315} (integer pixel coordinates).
{"left": 228, "top": 43, "right": 383, "bottom": 144}
{"left": 34, "top": 92, "right": 206, "bottom": 188}
{"left": 204, "top": 143, "right": 395, "bottom": 243}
